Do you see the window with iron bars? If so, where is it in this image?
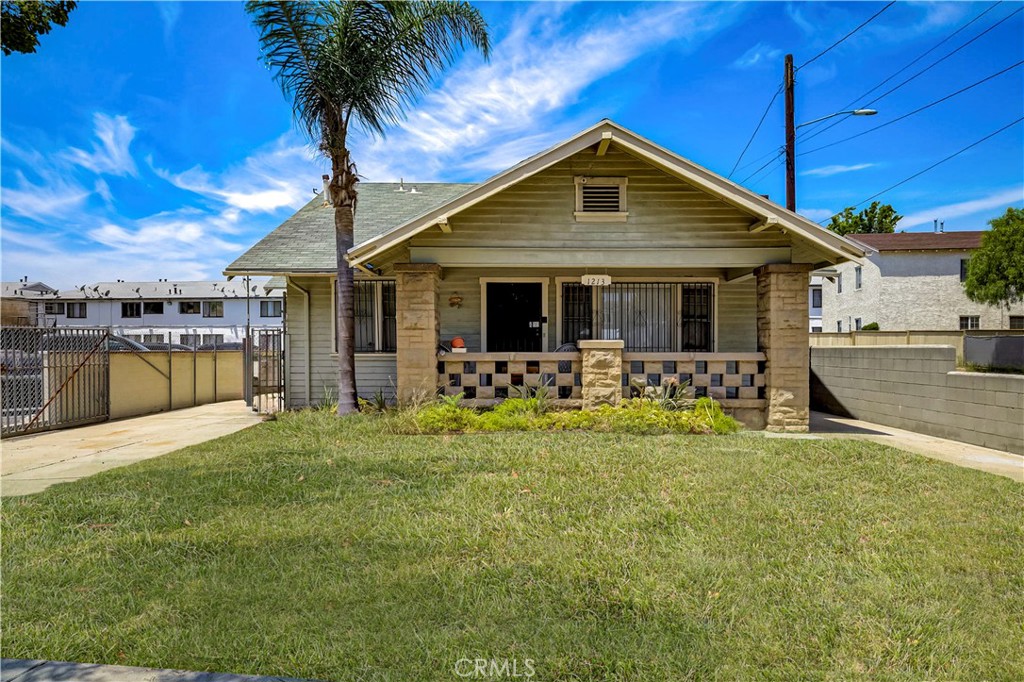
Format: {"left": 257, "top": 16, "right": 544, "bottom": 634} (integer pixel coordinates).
{"left": 561, "top": 282, "right": 714, "bottom": 352}
{"left": 342, "top": 280, "right": 397, "bottom": 353}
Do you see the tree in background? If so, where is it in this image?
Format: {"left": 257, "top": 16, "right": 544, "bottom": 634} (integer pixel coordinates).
{"left": 246, "top": 0, "right": 489, "bottom": 414}
{"left": 827, "top": 202, "right": 902, "bottom": 236}
{"left": 964, "top": 207, "right": 1024, "bottom": 307}
{"left": 1, "top": 1, "right": 76, "bottom": 56}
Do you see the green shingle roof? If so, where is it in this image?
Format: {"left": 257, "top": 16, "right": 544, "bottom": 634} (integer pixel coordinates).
{"left": 225, "top": 182, "right": 475, "bottom": 274}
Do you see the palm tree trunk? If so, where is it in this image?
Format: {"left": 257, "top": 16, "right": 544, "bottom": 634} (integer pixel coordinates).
{"left": 332, "top": 149, "right": 358, "bottom": 415}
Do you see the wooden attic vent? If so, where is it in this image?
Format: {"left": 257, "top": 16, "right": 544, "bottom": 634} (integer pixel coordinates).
{"left": 574, "top": 176, "right": 628, "bottom": 222}
{"left": 581, "top": 184, "right": 621, "bottom": 212}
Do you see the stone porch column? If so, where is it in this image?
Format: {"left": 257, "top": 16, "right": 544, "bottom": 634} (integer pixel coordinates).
{"left": 580, "top": 339, "right": 624, "bottom": 410}
{"left": 394, "top": 263, "right": 442, "bottom": 405}
{"left": 756, "top": 264, "right": 814, "bottom": 432}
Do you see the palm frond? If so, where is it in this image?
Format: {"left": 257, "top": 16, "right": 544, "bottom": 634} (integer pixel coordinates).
{"left": 246, "top": 0, "right": 490, "bottom": 150}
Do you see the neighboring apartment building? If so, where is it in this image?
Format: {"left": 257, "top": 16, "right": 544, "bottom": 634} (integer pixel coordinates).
{"left": 821, "top": 232, "right": 1024, "bottom": 332}
{"left": 809, "top": 276, "right": 823, "bottom": 333}
{"left": 1, "top": 279, "right": 57, "bottom": 326}
{"left": 39, "top": 280, "right": 283, "bottom": 345}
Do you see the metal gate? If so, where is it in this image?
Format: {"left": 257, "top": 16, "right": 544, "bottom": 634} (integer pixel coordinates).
{"left": 1, "top": 327, "right": 110, "bottom": 437}
{"left": 245, "top": 328, "right": 284, "bottom": 413}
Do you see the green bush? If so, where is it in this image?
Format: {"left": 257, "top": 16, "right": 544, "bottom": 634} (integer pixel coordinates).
{"left": 861, "top": 321, "right": 880, "bottom": 331}
{"left": 414, "top": 395, "right": 480, "bottom": 433}
{"left": 404, "top": 394, "right": 740, "bottom": 435}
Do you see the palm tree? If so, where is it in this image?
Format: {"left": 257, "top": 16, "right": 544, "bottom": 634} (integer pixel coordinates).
{"left": 246, "top": 1, "right": 489, "bottom": 414}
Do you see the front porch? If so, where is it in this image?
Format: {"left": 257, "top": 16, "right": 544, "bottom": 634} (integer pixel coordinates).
{"left": 394, "top": 262, "right": 811, "bottom": 432}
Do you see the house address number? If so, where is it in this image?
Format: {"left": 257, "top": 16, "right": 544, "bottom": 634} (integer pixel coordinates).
{"left": 582, "top": 274, "right": 612, "bottom": 286}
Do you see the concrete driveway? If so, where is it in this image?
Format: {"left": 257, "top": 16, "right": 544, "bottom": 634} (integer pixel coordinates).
{"left": 1, "top": 401, "right": 262, "bottom": 497}
{"left": 804, "top": 411, "right": 1024, "bottom": 482}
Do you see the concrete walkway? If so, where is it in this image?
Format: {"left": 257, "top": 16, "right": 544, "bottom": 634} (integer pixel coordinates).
{"left": 1, "top": 659, "right": 313, "bottom": 682}
{"left": 768, "top": 411, "right": 1023, "bottom": 482}
{"left": 1, "top": 402, "right": 262, "bottom": 497}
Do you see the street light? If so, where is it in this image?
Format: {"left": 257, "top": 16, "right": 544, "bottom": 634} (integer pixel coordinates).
{"left": 784, "top": 52, "right": 878, "bottom": 212}
{"left": 798, "top": 109, "right": 878, "bottom": 129}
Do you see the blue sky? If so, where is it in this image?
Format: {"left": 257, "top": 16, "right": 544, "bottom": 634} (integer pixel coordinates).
{"left": 2, "top": 1, "right": 1022, "bottom": 288}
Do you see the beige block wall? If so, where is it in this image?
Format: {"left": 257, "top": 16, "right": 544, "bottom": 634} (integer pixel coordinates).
{"left": 109, "top": 351, "right": 242, "bottom": 420}
{"left": 811, "top": 345, "right": 1024, "bottom": 454}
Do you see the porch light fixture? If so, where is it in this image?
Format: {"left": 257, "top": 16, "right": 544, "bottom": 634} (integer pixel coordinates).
{"left": 448, "top": 292, "right": 463, "bottom": 308}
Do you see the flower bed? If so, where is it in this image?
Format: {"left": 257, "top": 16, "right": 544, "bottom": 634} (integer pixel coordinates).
{"left": 396, "top": 393, "right": 741, "bottom": 435}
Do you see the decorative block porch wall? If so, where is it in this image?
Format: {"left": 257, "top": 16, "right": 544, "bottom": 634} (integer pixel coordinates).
{"left": 756, "top": 263, "right": 813, "bottom": 432}
{"left": 439, "top": 354, "right": 583, "bottom": 401}
{"left": 395, "top": 263, "right": 441, "bottom": 403}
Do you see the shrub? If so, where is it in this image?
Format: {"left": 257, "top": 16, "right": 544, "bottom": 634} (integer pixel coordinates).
{"left": 691, "top": 397, "right": 741, "bottom": 434}
{"left": 397, "top": 393, "right": 741, "bottom": 436}
{"left": 861, "top": 322, "right": 880, "bottom": 331}
{"left": 414, "top": 393, "right": 480, "bottom": 433}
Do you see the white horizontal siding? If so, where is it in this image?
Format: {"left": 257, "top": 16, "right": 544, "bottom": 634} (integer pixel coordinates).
{"left": 355, "top": 354, "right": 398, "bottom": 401}
{"left": 287, "top": 276, "right": 398, "bottom": 407}
{"left": 410, "top": 148, "right": 790, "bottom": 253}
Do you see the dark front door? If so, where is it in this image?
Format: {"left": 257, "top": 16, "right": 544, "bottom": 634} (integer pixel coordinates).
{"left": 486, "top": 282, "right": 543, "bottom": 352}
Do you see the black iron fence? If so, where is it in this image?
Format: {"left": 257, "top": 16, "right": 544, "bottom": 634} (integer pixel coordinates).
{"left": 245, "top": 328, "right": 285, "bottom": 414}
{"left": 1, "top": 327, "right": 110, "bottom": 437}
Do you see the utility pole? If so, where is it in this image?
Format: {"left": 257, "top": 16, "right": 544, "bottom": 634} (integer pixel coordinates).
{"left": 784, "top": 53, "right": 796, "bottom": 212}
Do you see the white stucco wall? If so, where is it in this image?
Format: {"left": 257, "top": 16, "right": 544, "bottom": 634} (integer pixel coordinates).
{"left": 822, "top": 250, "right": 1024, "bottom": 331}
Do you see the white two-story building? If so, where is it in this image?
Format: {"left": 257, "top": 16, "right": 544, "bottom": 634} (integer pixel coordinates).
{"left": 821, "top": 232, "right": 1024, "bottom": 332}
{"left": 39, "top": 280, "right": 283, "bottom": 345}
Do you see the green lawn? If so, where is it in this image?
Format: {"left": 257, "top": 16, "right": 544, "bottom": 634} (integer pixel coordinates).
{"left": 3, "top": 411, "right": 1021, "bottom": 681}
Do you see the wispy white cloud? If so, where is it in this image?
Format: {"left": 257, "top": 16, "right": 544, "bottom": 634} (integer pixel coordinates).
{"left": 733, "top": 42, "right": 781, "bottom": 69}
{"left": 157, "top": 2, "right": 182, "bottom": 46}
{"left": 63, "top": 113, "right": 138, "bottom": 176}
{"left": 154, "top": 135, "right": 321, "bottom": 212}
{"left": 797, "top": 208, "right": 836, "bottom": 223}
{"left": 801, "top": 163, "right": 875, "bottom": 178}
{"left": 1, "top": 169, "right": 91, "bottom": 220}
{"left": 2, "top": 110, "right": 311, "bottom": 286}
{"left": 353, "top": 2, "right": 742, "bottom": 180}
{"left": 900, "top": 187, "right": 1024, "bottom": 229}
{"left": 89, "top": 211, "right": 242, "bottom": 255}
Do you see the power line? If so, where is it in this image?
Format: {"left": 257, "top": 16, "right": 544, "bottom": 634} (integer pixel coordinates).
{"left": 797, "top": 2, "right": 895, "bottom": 71}
{"left": 728, "top": 84, "right": 783, "bottom": 178}
{"left": 797, "top": 1, "right": 1003, "bottom": 141}
{"left": 798, "top": 59, "right": 1024, "bottom": 157}
{"left": 733, "top": 144, "right": 784, "bottom": 176}
{"left": 819, "top": 116, "right": 1024, "bottom": 223}
{"left": 741, "top": 152, "right": 785, "bottom": 186}
{"left": 801, "top": 4, "right": 1023, "bottom": 145}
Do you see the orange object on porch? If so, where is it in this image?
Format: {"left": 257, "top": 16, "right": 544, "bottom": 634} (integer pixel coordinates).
{"left": 450, "top": 337, "right": 466, "bottom": 348}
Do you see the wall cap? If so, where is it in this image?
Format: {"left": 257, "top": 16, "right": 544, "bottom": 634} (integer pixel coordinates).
{"left": 578, "top": 340, "right": 625, "bottom": 349}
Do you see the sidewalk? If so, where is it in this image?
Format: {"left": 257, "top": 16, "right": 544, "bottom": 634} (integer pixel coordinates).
{"left": 780, "top": 411, "right": 1024, "bottom": 482}
{"left": 1, "top": 401, "right": 262, "bottom": 497}
{"left": 1, "top": 659, "right": 314, "bottom": 682}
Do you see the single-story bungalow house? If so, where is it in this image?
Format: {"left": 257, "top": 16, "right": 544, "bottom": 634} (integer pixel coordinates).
{"left": 226, "top": 120, "right": 864, "bottom": 431}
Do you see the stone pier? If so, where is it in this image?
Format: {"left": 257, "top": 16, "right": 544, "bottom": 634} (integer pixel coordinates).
{"left": 756, "top": 263, "right": 813, "bottom": 432}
